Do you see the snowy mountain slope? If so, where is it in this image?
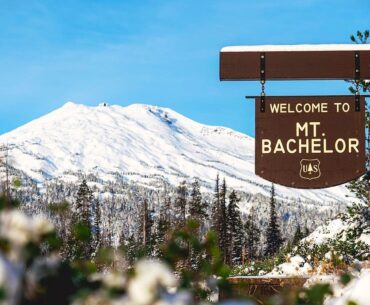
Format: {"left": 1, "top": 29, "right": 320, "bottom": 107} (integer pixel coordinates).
{"left": 0, "top": 102, "right": 355, "bottom": 202}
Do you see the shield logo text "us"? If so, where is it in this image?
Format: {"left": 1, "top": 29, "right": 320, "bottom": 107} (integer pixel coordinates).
{"left": 299, "top": 159, "right": 321, "bottom": 180}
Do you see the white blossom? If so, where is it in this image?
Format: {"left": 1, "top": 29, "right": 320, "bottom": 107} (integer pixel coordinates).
{"left": 31, "top": 215, "right": 54, "bottom": 239}
{"left": 0, "top": 210, "right": 31, "bottom": 247}
{"left": 0, "top": 211, "right": 53, "bottom": 247}
{"left": 0, "top": 210, "right": 54, "bottom": 262}
{"left": 103, "top": 272, "right": 127, "bottom": 289}
{"left": 128, "top": 260, "right": 178, "bottom": 305}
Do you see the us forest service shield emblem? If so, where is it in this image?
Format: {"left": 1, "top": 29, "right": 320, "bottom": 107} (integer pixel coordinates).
{"left": 300, "top": 159, "right": 321, "bottom": 180}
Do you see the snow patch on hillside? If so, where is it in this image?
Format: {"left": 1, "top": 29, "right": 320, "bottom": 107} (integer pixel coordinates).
{"left": 302, "top": 219, "right": 346, "bottom": 246}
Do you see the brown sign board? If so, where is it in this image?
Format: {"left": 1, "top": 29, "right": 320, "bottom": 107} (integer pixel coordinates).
{"left": 255, "top": 96, "right": 365, "bottom": 188}
{"left": 220, "top": 46, "right": 370, "bottom": 80}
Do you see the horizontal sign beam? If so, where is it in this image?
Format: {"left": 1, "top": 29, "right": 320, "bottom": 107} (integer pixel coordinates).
{"left": 220, "top": 45, "right": 370, "bottom": 80}
{"left": 245, "top": 94, "right": 370, "bottom": 99}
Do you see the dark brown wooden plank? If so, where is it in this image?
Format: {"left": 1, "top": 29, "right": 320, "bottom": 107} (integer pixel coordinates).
{"left": 220, "top": 277, "right": 308, "bottom": 302}
{"left": 220, "top": 50, "right": 370, "bottom": 80}
{"left": 227, "top": 276, "right": 308, "bottom": 285}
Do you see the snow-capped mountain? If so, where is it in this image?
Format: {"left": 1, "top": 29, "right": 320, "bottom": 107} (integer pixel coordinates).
{"left": 0, "top": 102, "right": 354, "bottom": 202}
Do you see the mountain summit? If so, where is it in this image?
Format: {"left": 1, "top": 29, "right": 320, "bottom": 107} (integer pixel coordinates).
{"left": 0, "top": 102, "right": 353, "bottom": 202}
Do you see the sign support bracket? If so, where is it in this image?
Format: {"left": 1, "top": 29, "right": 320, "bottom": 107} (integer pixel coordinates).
{"left": 355, "top": 51, "right": 361, "bottom": 112}
{"left": 260, "top": 52, "right": 266, "bottom": 112}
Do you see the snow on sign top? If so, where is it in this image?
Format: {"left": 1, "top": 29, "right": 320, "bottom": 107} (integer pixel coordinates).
{"left": 220, "top": 44, "right": 370, "bottom": 80}
{"left": 221, "top": 44, "right": 370, "bottom": 52}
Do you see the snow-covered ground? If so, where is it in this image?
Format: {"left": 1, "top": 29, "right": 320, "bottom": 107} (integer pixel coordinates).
{"left": 264, "top": 210, "right": 370, "bottom": 305}
{"left": 267, "top": 211, "right": 370, "bottom": 277}
{"left": 0, "top": 102, "right": 355, "bottom": 203}
{"left": 325, "top": 270, "right": 370, "bottom": 305}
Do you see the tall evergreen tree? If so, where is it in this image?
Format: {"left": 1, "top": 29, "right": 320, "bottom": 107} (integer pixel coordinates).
{"left": 0, "top": 145, "right": 11, "bottom": 203}
{"left": 93, "top": 199, "right": 102, "bottom": 253}
{"left": 304, "top": 226, "right": 310, "bottom": 238}
{"left": 226, "top": 190, "right": 243, "bottom": 266}
{"left": 163, "top": 185, "right": 172, "bottom": 223}
{"left": 188, "top": 179, "right": 207, "bottom": 222}
{"left": 155, "top": 217, "right": 168, "bottom": 257}
{"left": 187, "top": 179, "right": 208, "bottom": 268}
{"left": 218, "top": 178, "right": 228, "bottom": 262}
{"left": 139, "top": 199, "right": 154, "bottom": 252}
{"left": 75, "top": 179, "right": 93, "bottom": 229}
{"left": 292, "top": 224, "right": 304, "bottom": 246}
{"left": 154, "top": 193, "right": 171, "bottom": 257}
{"left": 211, "top": 174, "right": 221, "bottom": 232}
{"left": 265, "top": 184, "right": 283, "bottom": 257}
{"left": 125, "top": 234, "right": 140, "bottom": 264}
{"left": 210, "top": 175, "right": 229, "bottom": 261}
{"left": 66, "top": 179, "right": 94, "bottom": 260}
{"left": 244, "top": 207, "right": 260, "bottom": 261}
{"left": 174, "top": 181, "right": 188, "bottom": 228}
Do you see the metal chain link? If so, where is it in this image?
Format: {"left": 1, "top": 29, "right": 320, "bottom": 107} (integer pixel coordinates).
{"left": 261, "top": 79, "right": 265, "bottom": 96}
{"left": 366, "top": 100, "right": 370, "bottom": 172}
{"left": 355, "top": 79, "right": 360, "bottom": 96}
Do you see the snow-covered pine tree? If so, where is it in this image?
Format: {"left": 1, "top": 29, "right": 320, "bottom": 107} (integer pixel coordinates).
{"left": 102, "top": 197, "right": 114, "bottom": 247}
{"left": 154, "top": 192, "right": 171, "bottom": 257}
{"left": 210, "top": 175, "right": 228, "bottom": 261}
{"left": 187, "top": 179, "right": 208, "bottom": 268}
{"left": 125, "top": 234, "right": 139, "bottom": 264}
{"left": 226, "top": 190, "right": 243, "bottom": 266}
{"left": 66, "top": 179, "right": 94, "bottom": 260}
{"left": 163, "top": 184, "right": 172, "bottom": 223}
{"left": 304, "top": 225, "right": 310, "bottom": 238}
{"left": 154, "top": 217, "right": 167, "bottom": 257}
{"left": 292, "top": 224, "right": 304, "bottom": 246}
{"left": 244, "top": 207, "right": 260, "bottom": 261}
{"left": 188, "top": 179, "right": 207, "bottom": 223}
{"left": 219, "top": 178, "right": 228, "bottom": 262}
{"left": 75, "top": 179, "right": 93, "bottom": 229}
{"left": 174, "top": 181, "right": 188, "bottom": 228}
{"left": 139, "top": 199, "right": 154, "bottom": 253}
{"left": 0, "top": 144, "right": 11, "bottom": 203}
{"left": 265, "top": 184, "right": 283, "bottom": 257}
{"left": 211, "top": 174, "right": 220, "bottom": 232}
{"left": 93, "top": 199, "right": 102, "bottom": 253}
{"left": 49, "top": 200, "right": 72, "bottom": 257}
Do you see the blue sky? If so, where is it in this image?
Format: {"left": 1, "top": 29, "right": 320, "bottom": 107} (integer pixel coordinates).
{"left": 0, "top": 0, "right": 369, "bottom": 136}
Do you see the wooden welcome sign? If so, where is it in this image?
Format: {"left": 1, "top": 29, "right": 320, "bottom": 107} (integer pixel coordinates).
{"left": 219, "top": 44, "right": 370, "bottom": 188}
{"left": 255, "top": 96, "right": 365, "bottom": 188}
